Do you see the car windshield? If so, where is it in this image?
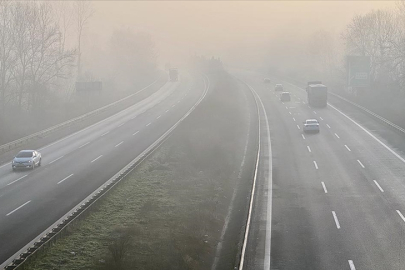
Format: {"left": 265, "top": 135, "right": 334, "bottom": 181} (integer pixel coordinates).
{"left": 16, "top": 152, "right": 33, "bottom": 158}
{"left": 307, "top": 120, "right": 318, "bottom": 124}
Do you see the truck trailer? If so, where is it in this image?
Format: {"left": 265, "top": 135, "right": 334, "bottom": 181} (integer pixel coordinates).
{"left": 306, "top": 81, "right": 327, "bottom": 108}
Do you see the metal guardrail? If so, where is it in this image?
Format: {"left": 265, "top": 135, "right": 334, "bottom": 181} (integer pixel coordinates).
{"left": 2, "top": 75, "right": 210, "bottom": 270}
{"left": 328, "top": 92, "right": 405, "bottom": 134}
{"left": 0, "top": 79, "right": 160, "bottom": 155}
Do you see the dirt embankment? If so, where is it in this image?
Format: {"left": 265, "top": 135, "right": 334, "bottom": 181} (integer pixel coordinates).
{"left": 23, "top": 71, "right": 253, "bottom": 270}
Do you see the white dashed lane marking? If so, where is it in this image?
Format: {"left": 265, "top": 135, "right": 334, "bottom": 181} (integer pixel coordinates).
{"left": 6, "top": 200, "right": 31, "bottom": 216}
{"left": 57, "top": 174, "right": 74, "bottom": 184}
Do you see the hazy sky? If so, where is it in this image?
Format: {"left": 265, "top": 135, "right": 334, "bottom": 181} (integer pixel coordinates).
{"left": 84, "top": 1, "right": 397, "bottom": 68}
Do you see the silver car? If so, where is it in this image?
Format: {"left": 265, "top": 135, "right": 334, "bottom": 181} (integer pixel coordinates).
{"left": 12, "top": 150, "right": 42, "bottom": 171}
{"left": 303, "top": 119, "right": 320, "bottom": 133}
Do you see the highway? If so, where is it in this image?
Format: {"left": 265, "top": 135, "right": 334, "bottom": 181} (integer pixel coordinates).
{"left": 237, "top": 70, "right": 405, "bottom": 270}
{"left": 0, "top": 73, "right": 208, "bottom": 265}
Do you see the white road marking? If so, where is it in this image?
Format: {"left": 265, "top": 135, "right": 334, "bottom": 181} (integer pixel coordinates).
{"left": 321, "top": 182, "right": 328, "bottom": 193}
{"left": 397, "top": 210, "right": 405, "bottom": 223}
{"left": 307, "top": 146, "right": 311, "bottom": 153}
{"left": 345, "top": 145, "right": 351, "bottom": 151}
{"left": 285, "top": 106, "right": 288, "bottom": 109}
{"left": 49, "top": 156, "right": 64, "bottom": 164}
{"left": 320, "top": 117, "right": 323, "bottom": 120}
{"left": 7, "top": 175, "right": 28, "bottom": 186}
{"left": 157, "top": 115, "right": 161, "bottom": 119}
{"left": 313, "top": 160, "right": 318, "bottom": 169}
{"left": 117, "top": 122, "right": 125, "bottom": 127}
{"left": 146, "top": 122, "right": 151, "bottom": 127}
{"left": 78, "top": 142, "right": 90, "bottom": 149}
{"left": 91, "top": 155, "right": 103, "bottom": 163}
{"left": 293, "top": 117, "right": 296, "bottom": 121}
{"left": 100, "top": 131, "right": 109, "bottom": 137}
{"left": 335, "top": 133, "right": 340, "bottom": 139}
{"left": 301, "top": 134, "right": 305, "bottom": 140}
{"left": 313, "top": 111, "right": 317, "bottom": 114}
{"left": 172, "top": 104, "right": 176, "bottom": 107}
{"left": 115, "top": 141, "right": 123, "bottom": 147}
{"left": 373, "top": 180, "right": 384, "bottom": 192}
{"left": 348, "top": 260, "right": 356, "bottom": 270}
{"left": 326, "top": 124, "right": 331, "bottom": 128}
{"left": 289, "top": 111, "right": 292, "bottom": 115}
{"left": 328, "top": 103, "right": 405, "bottom": 166}
{"left": 132, "top": 131, "right": 139, "bottom": 136}
{"left": 6, "top": 200, "right": 31, "bottom": 216}
{"left": 332, "top": 211, "right": 341, "bottom": 229}
{"left": 297, "top": 125, "right": 300, "bottom": 130}
{"left": 357, "top": 159, "right": 365, "bottom": 168}
{"left": 57, "top": 174, "right": 74, "bottom": 184}
{"left": 165, "top": 109, "right": 169, "bottom": 113}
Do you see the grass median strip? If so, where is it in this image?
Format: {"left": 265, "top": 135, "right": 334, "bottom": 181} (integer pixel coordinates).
{"left": 23, "top": 71, "right": 251, "bottom": 270}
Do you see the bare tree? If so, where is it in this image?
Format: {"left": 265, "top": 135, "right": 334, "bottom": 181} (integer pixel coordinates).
{"left": 75, "top": 0, "right": 93, "bottom": 80}
{"left": 0, "top": 0, "right": 15, "bottom": 114}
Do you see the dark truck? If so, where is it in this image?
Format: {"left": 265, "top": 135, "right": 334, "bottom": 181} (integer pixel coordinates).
{"left": 169, "top": 68, "right": 178, "bottom": 81}
{"left": 306, "top": 81, "right": 327, "bottom": 108}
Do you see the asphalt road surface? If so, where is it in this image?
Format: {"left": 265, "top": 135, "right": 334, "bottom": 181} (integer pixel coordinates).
{"left": 236, "top": 70, "right": 405, "bottom": 270}
{"left": 0, "top": 73, "right": 207, "bottom": 266}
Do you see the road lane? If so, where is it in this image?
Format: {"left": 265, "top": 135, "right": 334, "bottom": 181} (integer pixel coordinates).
{"left": 236, "top": 70, "right": 405, "bottom": 270}
{"left": 0, "top": 74, "right": 208, "bottom": 265}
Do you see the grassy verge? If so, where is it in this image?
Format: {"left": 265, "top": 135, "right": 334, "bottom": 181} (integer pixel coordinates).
{"left": 23, "top": 71, "right": 250, "bottom": 270}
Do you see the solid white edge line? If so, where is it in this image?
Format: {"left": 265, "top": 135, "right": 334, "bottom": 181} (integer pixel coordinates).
{"left": 345, "top": 145, "right": 351, "bottom": 152}
{"left": 332, "top": 211, "right": 341, "bottom": 229}
{"left": 57, "top": 174, "right": 74, "bottom": 185}
{"left": 321, "top": 182, "right": 328, "bottom": 193}
{"left": 91, "top": 155, "right": 103, "bottom": 163}
{"left": 49, "top": 156, "right": 64, "bottom": 164}
{"left": 132, "top": 131, "right": 139, "bottom": 136}
{"left": 115, "top": 141, "right": 124, "bottom": 147}
{"left": 357, "top": 159, "right": 365, "bottom": 168}
{"left": 6, "top": 200, "right": 31, "bottom": 216}
{"left": 0, "top": 76, "right": 207, "bottom": 269}
{"left": 348, "top": 260, "right": 356, "bottom": 270}
{"left": 7, "top": 175, "right": 28, "bottom": 186}
{"left": 335, "top": 133, "right": 340, "bottom": 139}
{"left": 397, "top": 210, "right": 405, "bottom": 223}
{"left": 307, "top": 146, "right": 311, "bottom": 153}
{"left": 237, "top": 81, "right": 272, "bottom": 270}
{"left": 373, "top": 180, "right": 384, "bottom": 192}
{"left": 327, "top": 103, "right": 405, "bottom": 165}
{"left": 313, "top": 160, "right": 318, "bottom": 169}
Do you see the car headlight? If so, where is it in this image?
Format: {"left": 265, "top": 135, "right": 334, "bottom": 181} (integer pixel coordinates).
{"left": 28, "top": 160, "right": 32, "bottom": 163}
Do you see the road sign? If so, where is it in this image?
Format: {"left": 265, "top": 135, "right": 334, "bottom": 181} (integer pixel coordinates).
{"left": 347, "top": 56, "right": 370, "bottom": 87}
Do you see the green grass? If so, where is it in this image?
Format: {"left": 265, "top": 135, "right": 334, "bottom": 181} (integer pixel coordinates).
{"left": 23, "top": 72, "right": 249, "bottom": 270}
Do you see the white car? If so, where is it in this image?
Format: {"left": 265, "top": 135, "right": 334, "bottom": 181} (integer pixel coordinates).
{"left": 303, "top": 119, "right": 320, "bottom": 133}
{"left": 12, "top": 150, "right": 42, "bottom": 170}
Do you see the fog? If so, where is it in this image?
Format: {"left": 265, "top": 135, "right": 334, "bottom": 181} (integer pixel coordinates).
{"left": 0, "top": 0, "right": 399, "bottom": 144}
{"left": 85, "top": 1, "right": 395, "bottom": 69}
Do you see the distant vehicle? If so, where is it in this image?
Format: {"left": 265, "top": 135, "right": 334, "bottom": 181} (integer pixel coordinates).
{"left": 169, "top": 68, "right": 178, "bottom": 81}
{"left": 12, "top": 150, "right": 41, "bottom": 170}
{"left": 280, "top": 92, "right": 291, "bottom": 102}
{"left": 306, "top": 81, "right": 327, "bottom": 107}
{"left": 275, "top": 84, "right": 283, "bottom": 91}
{"left": 303, "top": 119, "right": 320, "bottom": 133}
{"left": 263, "top": 78, "right": 271, "bottom": 84}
